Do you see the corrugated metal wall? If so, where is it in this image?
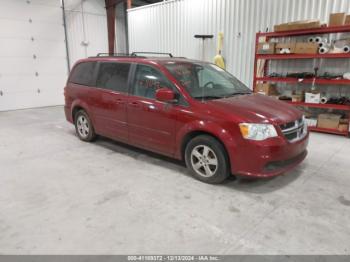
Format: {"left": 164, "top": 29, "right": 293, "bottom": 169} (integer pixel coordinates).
{"left": 64, "top": 0, "right": 127, "bottom": 68}
{"left": 64, "top": 0, "right": 108, "bottom": 67}
{"left": 116, "top": 2, "right": 128, "bottom": 53}
{"left": 128, "top": 0, "right": 350, "bottom": 87}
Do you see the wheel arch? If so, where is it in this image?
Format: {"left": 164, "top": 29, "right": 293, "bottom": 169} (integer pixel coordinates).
{"left": 71, "top": 100, "right": 91, "bottom": 123}
{"left": 72, "top": 105, "right": 85, "bottom": 122}
{"left": 180, "top": 130, "right": 231, "bottom": 170}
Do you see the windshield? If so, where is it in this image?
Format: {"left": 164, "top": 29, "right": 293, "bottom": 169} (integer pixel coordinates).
{"left": 164, "top": 62, "right": 251, "bottom": 100}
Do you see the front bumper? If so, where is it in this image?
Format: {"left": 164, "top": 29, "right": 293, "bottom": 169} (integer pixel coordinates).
{"left": 229, "top": 132, "right": 309, "bottom": 178}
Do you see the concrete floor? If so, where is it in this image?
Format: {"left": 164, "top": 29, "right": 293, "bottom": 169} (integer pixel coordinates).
{"left": 1, "top": 106, "right": 350, "bottom": 255}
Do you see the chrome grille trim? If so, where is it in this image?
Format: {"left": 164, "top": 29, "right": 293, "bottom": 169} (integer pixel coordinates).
{"left": 280, "top": 117, "right": 307, "bottom": 142}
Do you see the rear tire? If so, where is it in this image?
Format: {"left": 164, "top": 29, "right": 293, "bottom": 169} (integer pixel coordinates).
{"left": 185, "top": 135, "right": 230, "bottom": 184}
{"left": 74, "top": 110, "right": 96, "bottom": 142}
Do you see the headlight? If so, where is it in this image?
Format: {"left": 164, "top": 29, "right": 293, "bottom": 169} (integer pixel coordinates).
{"left": 239, "top": 123, "right": 278, "bottom": 141}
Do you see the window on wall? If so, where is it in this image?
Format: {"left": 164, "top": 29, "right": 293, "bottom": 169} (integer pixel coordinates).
{"left": 69, "top": 62, "right": 97, "bottom": 86}
{"left": 133, "top": 64, "right": 174, "bottom": 99}
{"left": 96, "top": 62, "right": 131, "bottom": 93}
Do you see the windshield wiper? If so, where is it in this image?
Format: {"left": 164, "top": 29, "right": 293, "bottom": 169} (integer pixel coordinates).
{"left": 224, "top": 92, "right": 252, "bottom": 98}
{"left": 193, "top": 95, "right": 223, "bottom": 100}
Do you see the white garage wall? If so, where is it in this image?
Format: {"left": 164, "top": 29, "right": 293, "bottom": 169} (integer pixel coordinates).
{"left": 0, "top": 0, "right": 68, "bottom": 111}
{"left": 128, "top": 0, "right": 350, "bottom": 87}
{"left": 0, "top": 0, "right": 126, "bottom": 111}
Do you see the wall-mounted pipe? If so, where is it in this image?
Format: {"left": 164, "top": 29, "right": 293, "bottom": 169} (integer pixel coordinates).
{"left": 61, "top": 0, "right": 71, "bottom": 72}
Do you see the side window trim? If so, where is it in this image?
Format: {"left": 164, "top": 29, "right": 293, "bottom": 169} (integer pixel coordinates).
{"left": 91, "top": 61, "right": 99, "bottom": 87}
{"left": 127, "top": 62, "right": 137, "bottom": 95}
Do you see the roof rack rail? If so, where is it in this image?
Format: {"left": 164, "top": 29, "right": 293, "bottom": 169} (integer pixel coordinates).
{"left": 131, "top": 52, "right": 173, "bottom": 57}
{"left": 95, "top": 53, "right": 131, "bottom": 57}
{"left": 91, "top": 52, "right": 182, "bottom": 59}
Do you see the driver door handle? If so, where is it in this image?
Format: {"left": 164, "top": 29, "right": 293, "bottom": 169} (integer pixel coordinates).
{"left": 146, "top": 104, "right": 158, "bottom": 112}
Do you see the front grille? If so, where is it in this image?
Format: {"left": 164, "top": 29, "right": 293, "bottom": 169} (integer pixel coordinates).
{"left": 280, "top": 117, "right": 307, "bottom": 142}
{"left": 280, "top": 121, "right": 295, "bottom": 130}
{"left": 285, "top": 131, "right": 298, "bottom": 141}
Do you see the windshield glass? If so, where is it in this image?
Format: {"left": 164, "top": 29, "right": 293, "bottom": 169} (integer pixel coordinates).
{"left": 164, "top": 62, "right": 251, "bottom": 100}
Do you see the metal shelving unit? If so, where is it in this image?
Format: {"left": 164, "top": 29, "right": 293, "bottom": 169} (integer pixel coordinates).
{"left": 256, "top": 77, "right": 350, "bottom": 85}
{"left": 308, "top": 126, "right": 349, "bottom": 136}
{"left": 256, "top": 53, "right": 350, "bottom": 60}
{"left": 286, "top": 101, "right": 350, "bottom": 110}
{"left": 253, "top": 25, "right": 350, "bottom": 137}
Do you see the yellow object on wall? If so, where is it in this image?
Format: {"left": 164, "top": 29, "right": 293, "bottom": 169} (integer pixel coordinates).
{"left": 214, "top": 32, "right": 226, "bottom": 69}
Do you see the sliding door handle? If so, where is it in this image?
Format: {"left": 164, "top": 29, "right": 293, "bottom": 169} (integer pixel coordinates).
{"left": 115, "top": 98, "right": 125, "bottom": 104}
{"left": 129, "top": 101, "right": 141, "bottom": 108}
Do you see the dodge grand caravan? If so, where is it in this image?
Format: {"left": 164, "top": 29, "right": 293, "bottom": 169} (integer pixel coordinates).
{"left": 64, "top": 54, "right": 309, "bottom": 184}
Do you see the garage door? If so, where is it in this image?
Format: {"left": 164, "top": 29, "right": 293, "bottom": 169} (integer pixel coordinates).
{"left": 0, "top": 0, "right": 68, "bottom": 111}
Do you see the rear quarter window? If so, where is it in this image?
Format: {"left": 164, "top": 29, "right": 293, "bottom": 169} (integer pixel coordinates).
{"left": 69, "top": 62, "right": 97, "bottom": 86}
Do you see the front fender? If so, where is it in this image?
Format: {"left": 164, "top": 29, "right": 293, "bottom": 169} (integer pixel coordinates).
{"left": 175, "top": 120, "right": 237, "bottom": 161}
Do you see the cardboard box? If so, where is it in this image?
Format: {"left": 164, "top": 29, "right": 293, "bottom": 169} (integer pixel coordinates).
{"left": 305, "top": 118, "right": 318, "bottom": 127}
{"left": 292, "top": 94, "right": 304, "bottom": 102}
{"left": 339, "top": 119, "right": 349, "bottom": 132}
{"left": 295, "top": 42, "right": 319, "bottom": 54}
{"left": 258, "top": 36, "right": 267, "bottom": 43}
{"left": 317, "top": 114, "right": 341, "bottom": 129}
{"left": 257, "top": 43, "right": 275, "bottom": 54}
{"left": 305, "top": 92, "right": 321, "bottom": 103}
{"left": 274, "top": 20, "right": 321, "bottom": 32}
{"left": 329, "top": 13, "right": 346, "bottom": 26}
{"left": 274, "top": 24, "right": 289, "bottom": 32}
{"left": 346, "top": 15, "right": 350, "bottom": 25}
{"left": 340, "top": 118, "right": 349, "bottom": 124}
{"left": 338, "top": 123, "right": 348, "bottom": 132}
{"left": 255, "top": 83, "right": 278, "bottom": 96}
{"left": 276, "top": 43, "right": 296, "bottom": 54}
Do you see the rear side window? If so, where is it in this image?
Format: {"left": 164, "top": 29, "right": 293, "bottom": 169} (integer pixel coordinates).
{"left": 69, "top": 62, "right": 97, "bottom": 86}
{"left": 96, "top": 62, "right": 131, "bottom": 93}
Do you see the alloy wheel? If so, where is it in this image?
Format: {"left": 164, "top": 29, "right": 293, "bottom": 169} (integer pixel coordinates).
{"left": 190, "top": 145, "right": 218, "bottom": 177}
{"left": 76, "top": 115, "right": 90, "bottom": 138}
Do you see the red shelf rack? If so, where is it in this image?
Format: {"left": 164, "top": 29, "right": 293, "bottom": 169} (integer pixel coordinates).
{"left": 253, "top": 25, "right": 350, "bottom": 137}
{"left": 308, "top": 126, "right": 348, "bottom": 136}
{"left": 256, "top": 53, "right": 350, "bottom": 60}
{"left": 286, "top": 101, "right": 350, "bottom": 111}
{"left": 256, "top": 77, "right": 350, "bottom": 85}
{"left": 258, "top": 25, "right": 350, "bottom": 37}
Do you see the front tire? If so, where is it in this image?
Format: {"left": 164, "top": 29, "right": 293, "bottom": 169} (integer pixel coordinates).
{"left": 74, "top": 110, "right": 96, "bottom": 142}
{"left": 185, "top": 135, "right": 230, "bottom": 184}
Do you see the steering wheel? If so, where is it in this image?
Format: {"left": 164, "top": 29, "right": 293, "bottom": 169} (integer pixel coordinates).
{"left": 203, "top": 81, "right": 215, "bottom": 88}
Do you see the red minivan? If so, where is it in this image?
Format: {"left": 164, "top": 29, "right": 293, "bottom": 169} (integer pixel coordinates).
{"left": 64, "top": 54, "right": 309, "bottom": 184}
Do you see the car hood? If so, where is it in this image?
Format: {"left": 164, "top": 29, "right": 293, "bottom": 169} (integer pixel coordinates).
{"left": 206, "top": 94, "right": 302, "bottom": 124}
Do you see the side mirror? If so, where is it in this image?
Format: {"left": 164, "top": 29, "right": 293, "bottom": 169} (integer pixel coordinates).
{"left": 155, "top": 88, "right": 177, "bottom": 103}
